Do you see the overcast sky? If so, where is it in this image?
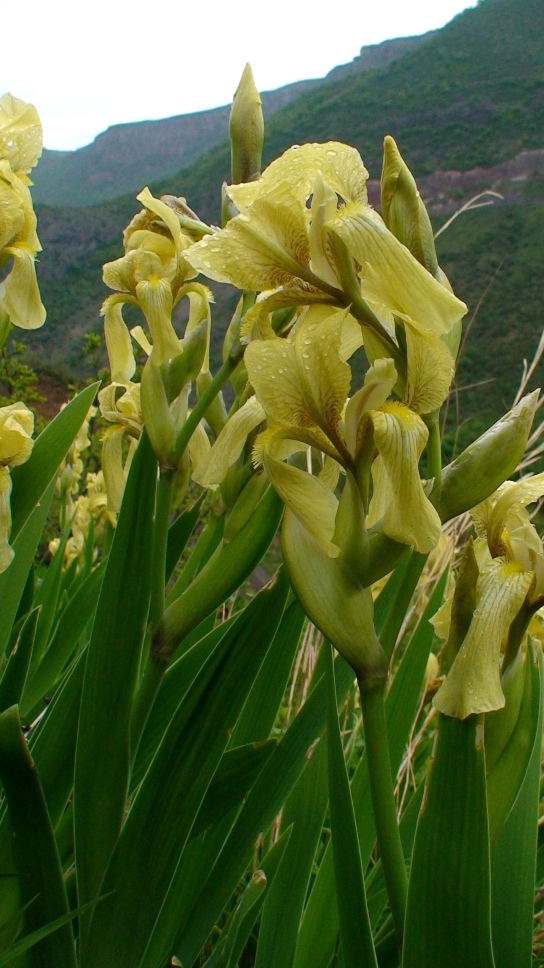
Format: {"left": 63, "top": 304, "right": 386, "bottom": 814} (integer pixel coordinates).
{"left": 1, "top": 0, "right": 478, "bottom": 151}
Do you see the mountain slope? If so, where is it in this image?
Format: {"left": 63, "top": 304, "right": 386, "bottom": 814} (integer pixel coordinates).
{"left": 31, "top": 32, "right": 433, "bottom": 208}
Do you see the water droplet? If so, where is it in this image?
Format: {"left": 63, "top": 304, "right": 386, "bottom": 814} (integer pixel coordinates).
{"left": 304, "top": 338, "right": 312, "bottom": 345}
{"left": 257, "top": 365, "right": 263, "bottom": 371}
{"left": 278, "top": 368, "right": 284, "bottom": 374}
{"left": 321, "top": 334, "right": 327, "bottom": 340}
{"left": 302, "top": 352, "right": 310, "bottom": 359}
{"left": 281, "top": 351, "right": 287, "bottom": 359}
{"left": 327, "top": 149, "right": 337, "bottom": 157}
{"left": 305, "top": 364, "right": 310, "bottom": 370}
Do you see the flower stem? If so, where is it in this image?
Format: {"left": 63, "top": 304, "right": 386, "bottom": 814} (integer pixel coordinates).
{"left": 149, "top": 471, "right": 174, "bottom": 631}
{"left": 424, "top": 409, "right": 442, "bottom": 503}
{"left": 358, "top": 677, "right": 408, "bottom": 949}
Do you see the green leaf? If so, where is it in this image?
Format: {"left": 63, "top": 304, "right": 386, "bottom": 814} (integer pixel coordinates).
{"left": 74, "top": 431, "right": 157, "bottom": 944}
{"left": 403, "top": 714, "right": 494, "bottom": 968}
{"left": 203, "top": 829, "right": 293, "bottom": 968}
{"left": 21, "top": 562, "right": 105, "bottom": 716}
{"left": 0, "top": 478, "right": 55, "bottom": 658}
{"left": 254, "top": 728, "right": 328, "bottom": 968}
{"left": 165, "top": 494, "right": 205, "bottom": 582}
{"left": 0, "top": 608, "right": 40, "bottom": 713}
{"left": 0, "top": 653, "right": 85, "bottom": 944}
{"left": 174, "top": 653, "right": 356, "bottom": 968}
{"left": 28, "top": 528, "right": 70, "bottom": 675}
{"left": 0, "top": 898, "right": 109, "bottom": 968}
{"left": 0, "top": 706, "right": 77, "bottom": 968}
{"left": 131, "top": 618, "right": 237, "bottom": 791}
{"left": 491, "top": 643, "right": 543, "bottom": 968}
{"left": 192, "top": 740, "right": 277, "bottom": 841}
{"left": 294, "top": 568, "right": 447, "bottom": 968}
{"left": 10, "top": 382, "right": 99, "bottom": 542}
{"left": 83, "top": 570, "right": 289, "bottom": 968}
{"left": 231, "top": 598, "right": 305, "bottom": 747}
{"left": 325, "top": 644, "right": 377, "bottom": 968}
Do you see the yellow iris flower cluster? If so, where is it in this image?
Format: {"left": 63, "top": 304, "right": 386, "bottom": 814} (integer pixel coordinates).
{"left": 188, "top": 141, "right": 466, "bottom": 561}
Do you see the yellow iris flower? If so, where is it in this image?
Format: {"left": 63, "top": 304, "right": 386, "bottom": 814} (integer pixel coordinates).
{"left": 434, "top": 474, "right": 544, "bottom": 718}
{"left": 184, "top": 141, "right": 466, "bottom": 345}
{"left": 195, "top": 303, "right": 450, "bottom": 557}
{"left": 101, "top": 188, "right": 210, "bottom": 376}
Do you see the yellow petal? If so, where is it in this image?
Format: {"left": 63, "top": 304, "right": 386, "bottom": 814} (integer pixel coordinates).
{"left": 101, "top": 296, "right": 136, "bottom": 384}
{"left": 101, "top": 426, "right": 130, "bottom": 513}
{"left": 0, "top": 402, "right": 33, "bottom": 466}
{"left": 434, "top": 558, "right": 534, "bottom": 719}
{"left": 263, "top": 441, "right": 340, "bottom": 557}
{"left": 344, "top": 358, "right": 397, "bottom": 454}
{"left": 136, "top": 187, "right": 187, "bottom": 255}
{"left": 404, "top": 322, "right": 454, "bottom": 414}
{"left": 186, "top": 189, "right": 311, "bottom": 292}
{"left": 2, "top": 244, "right": 46, "bottom": 329}
{"left": 181, "top": 283, "right": 212, "bottom": 374}
{"left": 240, "top": 283, "right": 334, "bottom": 343}
{"left": 486, "top": 474, "right": 544, "bottom": 555}
{"left": 130, "top": 325, "right": 153, "bottom": 356}
{"left": 0, "top": 466, "right": 14, "bottom": 572}
{"left": 192, "top": 397, "right": 265, "bottom": 487}
{"left": 370, "top": 401, "right": 441, "bottom": 553}
{"left": 308, "top": 172, "right": 341, "bottom": 287}
{"left": 0, "top": 166, "right": 24, "bottom": 249}
{"left": 329, "top": 204, "right": 467, "bottom": 337}
{"left": 135, "top": 276, "right": 182, "bottom": 366}
{"left": 0, "top": 94, "right": 42, "bottom": 173}
{"left": 229, "top": 141, "right": 369, "bottom": 212}
{"left": 245, "top": 306, "right": 352, "bottom": 449}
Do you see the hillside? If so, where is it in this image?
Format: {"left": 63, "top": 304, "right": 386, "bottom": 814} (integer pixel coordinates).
{"left": 20, "top": 0, "right": 544, "bottom": 437}
{"left": 31, "top": 32, "right": 432, "bottom": 209}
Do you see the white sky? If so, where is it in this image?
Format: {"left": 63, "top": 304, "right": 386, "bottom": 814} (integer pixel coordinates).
{"left": 1, "top": 0, "right": 478, "bottom": 151}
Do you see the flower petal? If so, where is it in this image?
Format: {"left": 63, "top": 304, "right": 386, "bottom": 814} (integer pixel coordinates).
{"left": 329, "top": 204, "right": 467, "bottom": 336}
{"left": 2, "top": 244, "right": 45, "bottom": 329}
{"left": 344, "top": 357, "right": 397, "bottom": 454}
{"left": 263, "top": 442, "right": 340, "bottom": 557}
{"left": 404, "top": 322, "right": 454, "bottom": 414}
{"left": 185, "top": 189, "right": 310, "bottom": 291}
{"left": 245, "top": 306, "right": 352, "bottom": 448}
{"left": 0, "top": 94, "right": 42, "bottom": 173}
{"left": 229, "top": 141, "right": 369, "bottom": 211}
{"left": 192, "top": 396, "right": 265, "bottom": 487}
{"left": 434, "top": 558, "right": 534, "bottom": 719}
{"left": 369, "top": 401, "right": 441, "bottom": 553}
{"left": 102, "top": 296, "right": 136, "bottom": 384}
{"left": 135, "top": 276, "right": 182, "bottom": 365}
{"left": 0, "top": 402, "right": 33, "bottom": 466}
